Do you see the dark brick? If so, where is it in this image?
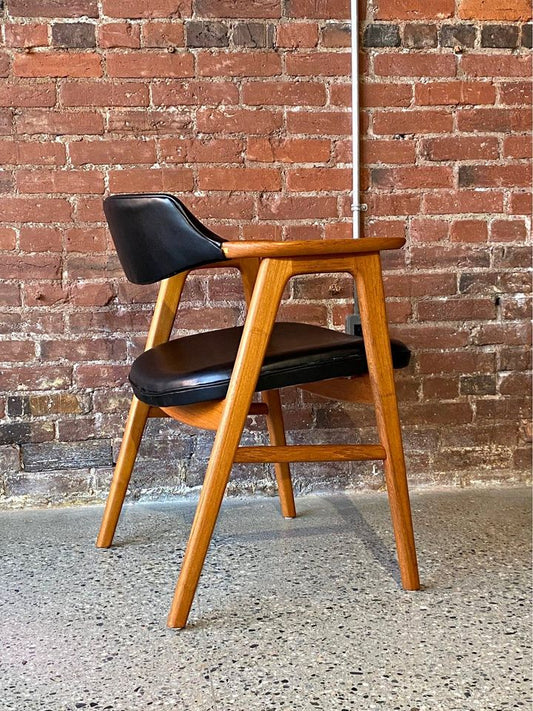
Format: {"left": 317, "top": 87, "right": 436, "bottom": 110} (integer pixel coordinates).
{"left": 521, "top": 23, "right": 532, "bottom": 48}
{"left": 404, "top": 23, "right": 437, "bottom": 48}
{"left": 0, "top": 445, "right": 20, "bottom": 473}
{"left": 52, "top": 22, "right": 96, "bottom": 48}
{"left": 22, "top": 439, "right": 112, "bottom": 472}
{"left": 460, "top": 375, "right": 497, "bottom": 396}
{"left": 233, "top": 22, "right": 275, "bottom": 48}
{"left": 0, "top": 421, "right": 53, "bottom": 445}
{"left": 7, "top": 395, "right": 30, "bottom": 417}
{"left": 481, "top": 24, "right": 520, "bottom": 48}
{"left": 363, "top": 23, "right": 400, "bottom": 48}
{"left": 440, "top": 23, "right": 476, "bottom": 48}
{"left": 458, "top": 165, "right": 476, "bottom": 187}
{"left": 186, "top": 21, "right": 228, "bottom": 47}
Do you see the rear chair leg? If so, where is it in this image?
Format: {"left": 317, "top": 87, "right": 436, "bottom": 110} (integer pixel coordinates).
{"left": 262, "top": 390, "right": 296, "bottom": 518}
{"left": 96, "top": 397, "right": 149, "bottom": 548}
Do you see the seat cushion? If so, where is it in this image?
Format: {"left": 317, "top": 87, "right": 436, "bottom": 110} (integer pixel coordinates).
{"left": 129, "top": 322, "right": 411, "bottom": 407}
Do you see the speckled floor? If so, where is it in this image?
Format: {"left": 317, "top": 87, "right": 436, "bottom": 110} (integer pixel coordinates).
{"left": 0, "top": 487, "right": 531, "bottom": 711}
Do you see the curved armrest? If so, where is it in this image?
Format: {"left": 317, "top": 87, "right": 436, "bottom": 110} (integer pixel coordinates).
{"left": 222, "top": 237, "right": 405, "bottom": 260}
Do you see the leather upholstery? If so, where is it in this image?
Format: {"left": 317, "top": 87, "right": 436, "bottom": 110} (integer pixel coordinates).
{"left": 129, "top": 322, "right": 411, "bottom": 407}
{"left": 103, "top": 193, "right": 227, "bottom": 284}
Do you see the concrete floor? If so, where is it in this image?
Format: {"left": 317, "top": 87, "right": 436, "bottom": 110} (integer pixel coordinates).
{"left": 0, "top": 487, "right": 531, "bottom": 711}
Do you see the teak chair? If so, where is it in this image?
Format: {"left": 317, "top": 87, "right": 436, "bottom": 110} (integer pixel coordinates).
{"left": 96, "top": 193, "right": 420, "bottom": 629}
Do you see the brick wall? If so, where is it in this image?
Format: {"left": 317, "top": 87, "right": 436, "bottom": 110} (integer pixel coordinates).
{"left": 0, "top": 0, "right": 531, "bottom": 506}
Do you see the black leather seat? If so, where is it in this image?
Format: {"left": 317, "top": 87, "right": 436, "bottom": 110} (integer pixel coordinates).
{"left": 130, "top": 322, "right": 411, "bottom": 407}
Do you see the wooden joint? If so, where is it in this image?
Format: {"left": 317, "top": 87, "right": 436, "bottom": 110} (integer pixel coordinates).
{"left": 234, "top": 444, "right": 386, "bottom": 464}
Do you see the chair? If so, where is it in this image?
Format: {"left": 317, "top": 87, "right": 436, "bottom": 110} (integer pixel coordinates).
{"left": 96, "top": 193, "right": 420, "bottom": 629}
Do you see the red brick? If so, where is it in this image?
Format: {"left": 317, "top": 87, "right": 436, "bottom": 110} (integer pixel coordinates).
{"left": 19, "top": 227, "right": 62, "bottom": 252}
{"left": 411, "top": 244, "right": 490, "bottom": 269}
{"left": 372, "top": 166, "right": 453, "bottom": 190}
{"left": 70, "top": 138, "right": 157, "bottom": 165}
{"left": 243, "top": 81, "right": 326, "bottom": 106}
{"left": 16, "top": 110, "right": 104, "bottom": 135}
{"left": 459, "top": 0, "right": 531, "bottom": 21}
{"left": 160, "top": 137, "right": 243, "bottom": 164}
{"left": 197, "top": 51, "right": 281, "bottom": 77}
{"left": 258, "top": 195, "right": 338, "bottom": 220}
{"left": 490, "top": 220, "right": 528, "bottom": 243}
{"left": 286, "top": 0, "right": 350, "bottom": 19}
{"left": 450, "top": 219, "right": 488, "bottom": 242}
{"left": 287, "top": 110, "right": 351, "bottom": 135}
{"left": 0, "top": 140, "right": 65, "bottom": 166}
{"left": 42, "top": 337, "right": 124, "bottom": 360}
{"left": 198, "top": 167, "right": 280, "bottom": 192}
{"left": 151, "top": 80, "right": 238, "bottom": 106}
{"left": 17, "top": 169, "right": 104, "bottom": 194}
{"left": 0, "top": 365, "right": 72, "bottom": 390}
{"left": 247, "top": 137, "right": 331, "bottom": 163}
{"left": 277, "top": 22, "right": 318, "bottom": 48}
{"left": 197, "top": 108, "right": 282, "bottom": 135}
{"left": 418, "top": 297, "right": 496, "bottom": 321}
{"left": 421, "top": 136, "right": 499, "bottom": 161}
{"left": 65, "top": 227, "right": 107, "bottom": 252}
{"left": 409, "top": 218, "right": 449, "bottom": 243}
{"left": 287, "top": 167, "right": 351, "bottom": 192}
{"left": 142, "top": 21, "right": 185, "bottom": 47}
{"left": 472, "top": 323, "right": 530, "bottom": 347}
{"left": 195, "top": 0, "right": 279, "bottom": 18}
{"left": 375, "top": 53, "right": 456, "bottom": 78}
{"left": 102, "top": 0, "right": 191, "bottom": 19}
{"left": 286, "top": 52, "right": 351, "bottom": 76}
{"left": 0, "top": 284, "right": 21, "bottom": 306}
{"left": 392, "top": 324, "right": 469, "bottom": 348}
{"left": 106, "top": 52, "right": 194, "bottom": 78}
{"left": 461, "top": 54, "right": 531, "bottom": 77}
{"left": 60, "top": 81, "right": 149, "bottom": 107}
{"left": 423, "top": 189, "right": 504, "bottom": 215}
{"left": 360, "top": 83, "right": 413, "bottom": 108}
{"left": 365, "top": 192, "right": 421, "bottom": 216}
{"left": 74, "top": 364, "right": 130, "bottom": 388}
{"left": 108, "top": 168, "right": 194, "bottom": 193}
{"left": 415, "top": 81, "right": 496, "bottom": 106}
{"left": 8, "top": 0, "right": 98, "bottom": 17}
{"left": 361, "top": 138, "right": 416, "bottom": 164}
{"left": 186, "top": 194, "right": 254, "bottom": 220}
{"left": 0, "top": 81, "right": 56, "bottom": 107}
{"left": 4, "top": 23, "right": 49, "bottom": 47}
{"left": 0, "top": 254, "right": 61, "bottom": 279}
{"left": 98, "top": 22, "right": 140, "bottom": 48}
{"left": 73, "top": 197, "right": 105, "bottom": 222}
{"left": 510, "top": 192, "right": 532, "bottom": 215}
{"left": 107, "top": 108, "right": 191, "bottom": 134}
{"left": 14, "top": 52, "right": 102, "bottom": 78}
{"left": 385, "top": 271, "right": 456, "bottom": 297}
{"left": 376, "top": 0, "right": 454, "bottom": 19}
{"left": 0, "top": 227, "right": 17, "bottom": 250}
{"left": 2, "top": 197, "right": 72, "bottom": 223}
{"left": 373, "top": 109, "right": 453, "bottom": 135}
{"left": 499, "top": 81, "right": 532, "bottom": 106}
{"left": 417, "top": 350, "right": 495, "bottom": 375}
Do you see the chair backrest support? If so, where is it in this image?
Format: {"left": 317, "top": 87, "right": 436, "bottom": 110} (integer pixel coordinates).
{"left": 103, "top": 193, "right": 227, "bottom": 284}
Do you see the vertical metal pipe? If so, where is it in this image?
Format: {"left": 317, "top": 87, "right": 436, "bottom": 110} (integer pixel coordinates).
{"left": 351, "top": 0, "right": 361, "bottom": 240}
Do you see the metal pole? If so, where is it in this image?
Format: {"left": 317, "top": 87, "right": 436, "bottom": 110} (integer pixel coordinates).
{"left": 351, "top": 0, "right": 361, "bottom": 240}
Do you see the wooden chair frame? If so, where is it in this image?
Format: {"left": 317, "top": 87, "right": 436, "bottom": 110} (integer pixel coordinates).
{"left": 96, "top": 237, "right": 420, "bottom": 629}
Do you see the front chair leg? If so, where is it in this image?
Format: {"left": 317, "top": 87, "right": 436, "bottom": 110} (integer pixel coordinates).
{"left": 354, "top": 254, "right": 420, "bottom": 591}
{"left": 167, "top": 258, "right": 291, "bottom": 628}
{"left": 97, "top": 396, "right": 149, "bottom": 548}
{"left": 262, "top": 390, "right": 296, "bottom": 518}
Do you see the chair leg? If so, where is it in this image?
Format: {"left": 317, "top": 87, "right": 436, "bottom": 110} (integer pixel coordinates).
{"left": 167, "top": 258, "right": 291, "bottom": 628}
{"left": 354, "top": 254, "right": 420, "bottom": 591}
{"left": 262, "top": 390, "right": 296, "bottom": 518}
{"left": 96, "top": 396, "right": 149, "bottom": 548}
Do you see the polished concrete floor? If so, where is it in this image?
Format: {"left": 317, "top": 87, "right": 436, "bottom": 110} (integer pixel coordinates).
{"left": 0, "top": 487, "right": 531, "bottom": 711}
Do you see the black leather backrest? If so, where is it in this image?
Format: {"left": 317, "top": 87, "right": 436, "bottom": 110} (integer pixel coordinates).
{"left": 103, "top": 193, "right": 227, "bottom": 284}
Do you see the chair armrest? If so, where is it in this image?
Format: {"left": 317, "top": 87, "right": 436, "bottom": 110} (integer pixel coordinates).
{"left": 222, "top": 237, "right": 405, "bottom": 260}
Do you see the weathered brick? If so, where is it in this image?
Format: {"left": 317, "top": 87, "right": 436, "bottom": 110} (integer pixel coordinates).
{"left": 102, "top": 0, "right": 191, "bottom": 19}
{"left": 186, "top": 20, "right": 228, "bottom": 47}
{"left": 459, "top": 0, "right": 531, "bottom": 21}
{"left": 196, "top": 0, "right": 280, "bottom": 18}
{"left": 403, "top": 23, "right": 438, "bottom": 48}
{"left": 8, "top": 0, "right": 98, "bottom": 17}
{"left": 142, "top": 20, "right": 184, "bottom": 47}
{"left": 277, "top": 22, "right": 318, "bottom": 48}
{"left": 522, "top": 23, "right": 533, "bottom": 48}
{"left": 52, "top": 22, "right": 96, "bottom": 48}
{"left": 439, "top": 23, "right": 476, "bottom": 47}
{"left": 14, "top": 52, "right": 102, "bottom": 78}
{"left": 233, "top": 22, "right": 275, "bottom": 48}
{"left": 376, "top": 0, "right": 454, "bottom": 20}
{"left": 22, "top": 440, "right": 111, "bottom": 472}
{"left": 481, "top": 24, "right": 520, "bottom": 47}
{"left": 99, "top": 22, "right": 140, "bottom": 48}
{"left": 197, "top": 51, "right": 281, "bottom": 76}
{"left": 363, "top": 24, "right": 400, "bottom": 47}
{"left": 4, "top": 22, "right": 49, "bottom": 47}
